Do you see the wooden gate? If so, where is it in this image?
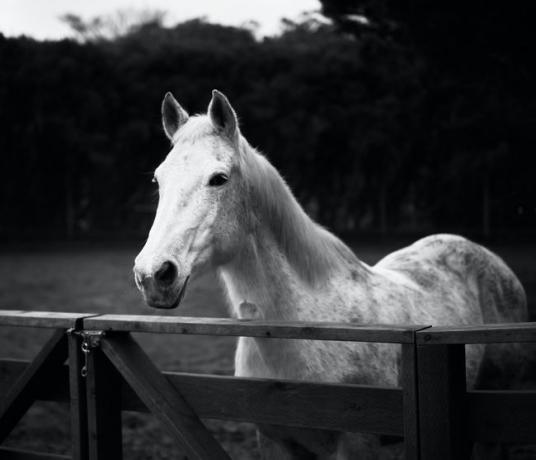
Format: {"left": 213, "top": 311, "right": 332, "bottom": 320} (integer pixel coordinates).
{"left": 1, "top": 310, "right": 535, "bottom": 459}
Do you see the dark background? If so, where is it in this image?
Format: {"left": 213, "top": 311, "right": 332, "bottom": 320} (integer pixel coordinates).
{"left": 1, "top": 2, "right": 536, "bottom": 457}
{"left": 1, "top": 0, "right": 535, "bottom": 244}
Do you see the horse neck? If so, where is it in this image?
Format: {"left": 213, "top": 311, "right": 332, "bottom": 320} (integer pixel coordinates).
{"left": 218, "top": 145, "right": 367, "bottom": 321}
{"left": 218, "top": 230, "right": 299, "bottom": 320}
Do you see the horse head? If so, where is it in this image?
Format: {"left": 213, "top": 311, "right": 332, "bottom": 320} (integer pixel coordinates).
{"left": 134, "top": 90, "right": 247, "bottom": 309}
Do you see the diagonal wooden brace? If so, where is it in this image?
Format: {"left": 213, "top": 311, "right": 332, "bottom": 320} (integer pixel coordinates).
{"left": 0, "top": 329, "right": 68, "bottom": 442}
{"left": 100, "top": 332, "right": 231, "bottom": 460}
{"left": 0, "top": 445, "right": 71, "bottom": 459}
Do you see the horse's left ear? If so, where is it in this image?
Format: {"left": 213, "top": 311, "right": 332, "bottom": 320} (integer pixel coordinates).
{"left": 208, "top": 90, "right": 238, "bottom": 139}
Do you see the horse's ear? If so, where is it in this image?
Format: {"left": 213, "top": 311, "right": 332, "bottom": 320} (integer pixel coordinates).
{"left": 208, "top": 90, "right": 238, "bottom": 139}
{"left": 161, "top": 92, "right": 189, "bottom": 141}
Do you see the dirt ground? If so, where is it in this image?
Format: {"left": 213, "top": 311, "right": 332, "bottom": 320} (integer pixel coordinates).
{"left": 0, "top": 241, "right": 534, "bottom": 458}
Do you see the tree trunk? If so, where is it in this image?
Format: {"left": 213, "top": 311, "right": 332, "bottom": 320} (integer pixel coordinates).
{"left": 65, "top": 175, "right": 75, "bottom": 239}
{"left": 482, "top": 172, "right": 491, "bottom": 239}
{"left": 379, "top": 181, "right": 388, "bottom": 236}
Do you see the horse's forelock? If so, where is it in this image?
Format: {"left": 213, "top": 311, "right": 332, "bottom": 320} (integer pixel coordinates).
{"left": 171, "top": 115, "right": 217, "bottom": 145}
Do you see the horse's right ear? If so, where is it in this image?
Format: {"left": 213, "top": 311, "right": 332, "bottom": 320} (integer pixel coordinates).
{"left": 161, "top": 92, "right": 189, "bottom": 141}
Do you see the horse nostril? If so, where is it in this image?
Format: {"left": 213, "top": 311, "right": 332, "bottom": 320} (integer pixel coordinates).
{"left": 154, "top": 261, "right": 177, "bottom": 287}
{"left": 133, "top": 267, "right": 148, "bottom": 290}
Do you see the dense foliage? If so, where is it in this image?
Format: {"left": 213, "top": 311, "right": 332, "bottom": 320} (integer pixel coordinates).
{"left": 0, "top": 13, "right": 534, "bottom": 241}
{"left": 320, "top": 0, "right": 536, "bottom": 239}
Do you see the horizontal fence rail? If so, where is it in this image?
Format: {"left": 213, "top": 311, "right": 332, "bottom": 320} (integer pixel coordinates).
{"left": 0, "top": 311, "right": 99, "bottom": 329}
{"left": 83, "top": 313, "right": 427, "bottom": 343}
{"left": 417, "top": 322, "right": 536, "bottom": 344}
{"left": 0, "top": 359, "right": 404, "bottom": 435}
{"left": 1, "top": 309, "right": 536, "bottom": 460}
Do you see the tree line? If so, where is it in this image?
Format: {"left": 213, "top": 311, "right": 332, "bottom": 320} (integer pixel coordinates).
{"left": 0, "top": 8, "right": 534, "bottom": 241}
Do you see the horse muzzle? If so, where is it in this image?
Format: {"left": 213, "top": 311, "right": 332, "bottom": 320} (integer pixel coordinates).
{"left": 133, "top": 260, "right": 190, "bottom": 309}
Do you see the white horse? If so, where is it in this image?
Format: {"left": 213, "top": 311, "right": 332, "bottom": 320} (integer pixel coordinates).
{"left": 134, "top": 90, "right": 527, "bottom": 459}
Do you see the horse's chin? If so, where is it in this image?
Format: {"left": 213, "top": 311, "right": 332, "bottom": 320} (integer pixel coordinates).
{"left": 146, "top": 276, "right": 190, "bottom": 310}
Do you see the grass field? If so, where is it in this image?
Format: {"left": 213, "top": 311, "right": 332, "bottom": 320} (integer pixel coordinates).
{"left": 1, "top": 241, "right": 535, "bottom": 458}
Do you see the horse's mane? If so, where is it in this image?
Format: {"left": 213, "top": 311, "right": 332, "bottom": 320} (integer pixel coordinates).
{"left": 237, "top": 138, "right": 360, "bottom": 285}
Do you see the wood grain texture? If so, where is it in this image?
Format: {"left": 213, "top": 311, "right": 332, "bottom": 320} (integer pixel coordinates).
{"left": 84, "top": 314, "right": 426, "bottom": 343}
{"left": 126, "top": 372, "right": 404, "bottom": 435}
{"left": 6, "top": 360, "right": 536, "bottom": 444}
{"left": 101, "top": 333, "right": 231, "bottom": 460}
{"left": 401, "top": 342, "right": 420, "bottom": 459}
{"left": 417, "top": 344, "right": 471, "bottom": 460}
{"left": 85, "top": 347, "right": 123, "bottom": 460}
{"left": 416, "top": 322, "right": 536, "bottom": 344}
{"left": 0, "top": 311, "right": 98, "bottom": 329}
{"left": 0, "top": 447, "right": 71, "bottom": 460}
{"left": 67, "top": 332, "right": 88, "bottom": 460}
{"left": 0, "top": 359, "right": 404, "bottom": 435}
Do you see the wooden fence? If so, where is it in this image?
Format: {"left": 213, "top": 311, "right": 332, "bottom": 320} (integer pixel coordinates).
{"left": 0, "top": 310, "right": 535, "bottom": 459}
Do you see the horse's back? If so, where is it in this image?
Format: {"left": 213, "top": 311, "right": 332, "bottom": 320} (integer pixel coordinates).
{"left": 375, "top": 233, "right": 527, "bottom": 324}
{"left": 376, "top": 234, "right": 529, "bottom": 390}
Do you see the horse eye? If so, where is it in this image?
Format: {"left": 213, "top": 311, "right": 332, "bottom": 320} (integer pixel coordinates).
{"left": 208, "top": 173, "right": 229, "bottom": 187}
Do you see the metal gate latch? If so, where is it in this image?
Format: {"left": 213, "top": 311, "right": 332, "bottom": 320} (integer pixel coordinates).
{"left": 79, "top": 331, "right": 105, "bottom": 378}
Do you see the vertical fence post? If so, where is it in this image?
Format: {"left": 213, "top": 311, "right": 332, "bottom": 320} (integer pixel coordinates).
{"left": 68, "top": 330, "right": 89, "bottom": 460}
{"left": 401, "top": 342, "right": 420, "bottom": 460}
{"left": 416, "top": 342, "right": 470, "bottom": 460}
{"left": 84, "top": 332, "right": 123, "bottom": 460}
